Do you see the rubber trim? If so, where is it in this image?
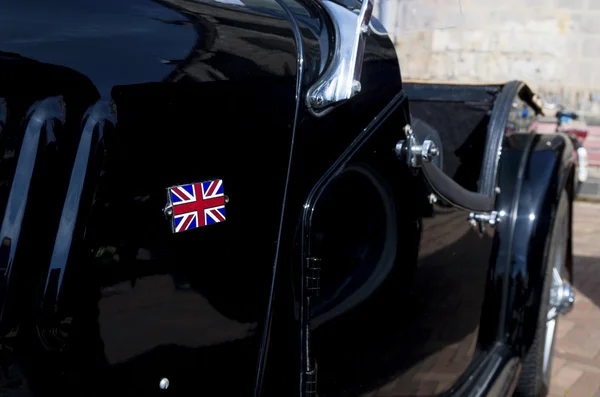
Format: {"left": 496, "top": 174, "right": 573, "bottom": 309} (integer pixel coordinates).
{"left": 407, "top": 80, "right": 524, "bottom": 212}
{"left": 422, "top": 161, "right": 493, "bottom": 212}
{"left": 479, "top": 81, "right": 522, "bottom": 198}
{"left": 404, "top": 82, "right": 501, "bottom": 103}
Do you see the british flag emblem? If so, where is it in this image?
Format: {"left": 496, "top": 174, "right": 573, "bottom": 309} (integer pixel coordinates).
{"left": 167, "top": 179, "right": 226, "bottom": 233}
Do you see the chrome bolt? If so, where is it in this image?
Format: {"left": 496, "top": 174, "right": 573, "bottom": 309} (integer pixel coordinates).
{"left": 403, "top": 124, "right": 413, "bottom": 136}
{"left": 159, "top": 378, "right": 170, "bottom": 390}
{"left": 361, "top": 23, "right": 369, "bottom": 33}
{"left": 394, "top": 140, "right": 406, "bottom": 158}
{"left": 549, "top": 282, "right": 575, "bottom": 320}
{"left": 352, "top": 80, "right": 362, "bottom": 94}
{"left": 490, "top": 213, "right": 498, "bottom": 225}
{"left": 421, "top": 140, "right": 439, "bottom": 162}
{"left": 428, "top": 146, "right": 439, "bottom": 158}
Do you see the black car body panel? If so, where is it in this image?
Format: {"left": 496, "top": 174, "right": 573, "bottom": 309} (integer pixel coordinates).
{"left": 501, "top": 132, "right": 575, "bottom": 353}
{"left": 0, "top": 0, "right": 574, "bottom": 396}
{"left": 2, "top": 0, "right": 300, "bottom": 395}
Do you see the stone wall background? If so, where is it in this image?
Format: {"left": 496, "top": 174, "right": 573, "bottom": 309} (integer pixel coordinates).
{"left": 373, "top": 0, "right": 600, "bottom": 117}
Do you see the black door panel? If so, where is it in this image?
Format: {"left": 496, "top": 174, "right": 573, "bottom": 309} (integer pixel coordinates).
{"left": 304, "top": 104, "right": 495, "bottom": 397}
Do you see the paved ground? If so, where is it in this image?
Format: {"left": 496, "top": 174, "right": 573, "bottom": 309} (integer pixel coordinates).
{"left": 550, "top": 201, "right": 600, "bottom": 397}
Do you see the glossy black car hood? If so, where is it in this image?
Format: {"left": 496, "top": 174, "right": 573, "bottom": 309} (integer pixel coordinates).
{"left": 0, "top": 0, "right": 402, "bottom": 394}
{"left": 1, "top": 0, "right": 299, "bottom": 95}
{"left": 1, "top": 0, "right": 300, "bottom": 394}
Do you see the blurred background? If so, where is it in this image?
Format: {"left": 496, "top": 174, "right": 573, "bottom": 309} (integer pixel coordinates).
{"left": 371, "top": 2, "right": 600, "bottom": 395}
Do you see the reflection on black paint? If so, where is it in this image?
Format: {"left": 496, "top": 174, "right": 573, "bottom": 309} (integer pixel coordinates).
{"left": 0, "top": 0, "right": 404, "bottom": 394}
{"left": 306, "top": 105, "right": 492, "bottom": 397}
{"left": 313, "top": 204, "right": 491, "bottom": 397}
{"left": 0, "top": 0, "right": 300, "bottom": 393}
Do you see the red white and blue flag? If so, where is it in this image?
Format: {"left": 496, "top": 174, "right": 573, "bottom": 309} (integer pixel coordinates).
{"left": 168, "top": 179, "right": 226, "bottom": 233}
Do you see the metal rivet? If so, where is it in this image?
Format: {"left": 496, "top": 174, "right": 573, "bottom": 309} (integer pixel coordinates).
{"left": 427, "top": 144, "right": 439, "bottom": 158}
{"left": 315, "top": 96, "right": 324, "bottom": 106}
{"left": 224, "top": 195, "right": 230, "bottom": 204}
{"left": 160, "top": 378, "right": 170, "bottom": 390}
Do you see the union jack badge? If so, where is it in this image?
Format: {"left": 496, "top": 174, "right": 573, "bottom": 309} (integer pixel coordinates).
{"left": 163, "top": 179, "right": 227, "bottom": 233}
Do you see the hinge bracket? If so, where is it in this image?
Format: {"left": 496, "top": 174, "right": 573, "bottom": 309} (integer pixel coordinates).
{"left": 468, "top": 211, "right": 503, "bottom": 234}
{"left": 305, "top": 364, "right": 318, "bottom": 395}
{"left": 306, "top": 257, "right": 321, "bottom": 297}
{"left": 394, "top": 124, "right": 440, "bottom": 169}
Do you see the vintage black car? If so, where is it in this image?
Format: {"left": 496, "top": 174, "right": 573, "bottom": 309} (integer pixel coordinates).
{"left": 0, "top": 0, "right": 576, "bottom": 396}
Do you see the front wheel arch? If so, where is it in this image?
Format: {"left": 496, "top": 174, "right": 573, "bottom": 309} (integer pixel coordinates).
{"left": 503, "top": 133, "right": 575, "bottom": 356}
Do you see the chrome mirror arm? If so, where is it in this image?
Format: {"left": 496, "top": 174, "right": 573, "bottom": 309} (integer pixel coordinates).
{"left": 306, "top": 0, "right": 374, "bottom": 116}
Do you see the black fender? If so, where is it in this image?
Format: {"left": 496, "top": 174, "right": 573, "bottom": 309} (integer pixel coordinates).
{"left": 497, "top": 132, "right": 575, "bottom": 355}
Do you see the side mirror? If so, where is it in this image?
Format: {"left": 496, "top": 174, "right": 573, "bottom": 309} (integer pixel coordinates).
{"left": 306, "top": 0, "right": 374, "bottom": 116}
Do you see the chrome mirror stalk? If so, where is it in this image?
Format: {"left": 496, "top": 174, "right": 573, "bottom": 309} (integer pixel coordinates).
{"left": 306, "top": 0, "right": 374, "bottom": 116}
